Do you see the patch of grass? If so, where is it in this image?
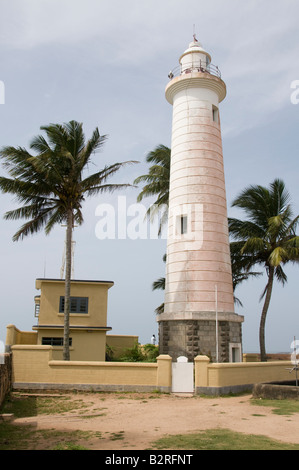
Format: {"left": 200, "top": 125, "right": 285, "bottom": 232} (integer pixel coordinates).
{"left": 251, "top": 398, "right": 299, "bottom": 416}
{"left": 109, "top": 431, "right": 125, "bottom": 441}
{"left": 0, "top": 421, "right": 36, "bottom": 450}
{"left": 152, "top": 428, "right": 299, "bottom": 450}
{"left": 0, "top": 393, "right": 106, "bottom": 450}
{"left": 52, "top": 441, "right": 89, "bottom": 450}
{"left": 0, "top": 422, "right": 102, "bottom": 450}
{"left": 1, "top": 393, "right": 89, "bottom": 418}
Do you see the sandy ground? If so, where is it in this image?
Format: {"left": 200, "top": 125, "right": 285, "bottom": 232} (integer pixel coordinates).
{"left": 14, "top": 392, "right": 299, "bottom": 450}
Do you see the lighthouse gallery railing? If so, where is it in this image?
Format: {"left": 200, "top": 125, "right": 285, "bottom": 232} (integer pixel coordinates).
{"left": 168, "top": 61, "right": 221, "bottom": 80}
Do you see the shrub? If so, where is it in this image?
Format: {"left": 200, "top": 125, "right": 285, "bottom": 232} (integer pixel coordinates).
{"left": 118, "top": 343, "right": 159, "bottom": 362}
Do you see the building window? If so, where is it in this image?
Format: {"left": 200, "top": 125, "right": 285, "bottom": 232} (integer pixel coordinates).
{"left": 180, "top": 215, "right": 188, "bottom": 234}
{"left": 212, "top": 105, "right": 219, "bottom": 123}
{"left": 42, "top": 337, "right": 72, "bottom": 346}
{"left": 175, "top": 215, "right": 188, "bottom": 237}
{"left": 59, "top": 296, "right": 89, "bottom": 314}
{"left": 34, "top": 297, "right": 40, "bottom": 317}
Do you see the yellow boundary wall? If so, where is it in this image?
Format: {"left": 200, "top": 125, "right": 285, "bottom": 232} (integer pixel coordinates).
{"left": 11, "top": 345, "right": 172, "bottom": 393}
{"left": 10, "top": 346, "right": 294, "bottom": 395}
{"left": 195, "top": 355, "right": 294, "bottom": 395}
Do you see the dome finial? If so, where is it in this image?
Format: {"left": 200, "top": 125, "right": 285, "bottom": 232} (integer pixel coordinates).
{"left": 193, "top": 23, "right": 198, "bottom": 43}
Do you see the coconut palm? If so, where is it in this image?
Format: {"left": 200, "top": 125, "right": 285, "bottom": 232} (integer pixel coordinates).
{"left": 230, "top": 241, "right": 262, "bottom": 307}
{"left": 134, "top": 145, "right": 170, "bottom": 236}
{"left": 0, "top": 120, "right": 135, "bottom": 360}
{"left": 228, "top": 179, "right": 299, "bottom": 361}
{"left": 152, "top": 254, "right": 166, "bottom": 315}
{"left": 134, "top": 145, "right": 170, "bottom": 313}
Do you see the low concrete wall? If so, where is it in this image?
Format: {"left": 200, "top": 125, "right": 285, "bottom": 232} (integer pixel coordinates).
{"left": 0, "top": 354, "right": 12, "bottom": 407}
{"left": 195, "top": 355, "right": 295, "bottom": 395}
{"left": 253, "top": 381, "right": 299, "bottom": 400}
{"left": 11, "top": 345, "right": 172, "bottom": 393}
{"left": 10, "top": 346, "right": 295, "bottom": 396}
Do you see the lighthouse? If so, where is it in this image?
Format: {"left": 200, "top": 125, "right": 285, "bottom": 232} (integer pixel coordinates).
{"left": 158, "top": 37, "right": 244, "bottom": 362}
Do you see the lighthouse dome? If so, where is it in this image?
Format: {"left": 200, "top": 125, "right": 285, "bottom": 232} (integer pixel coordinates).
{"left": 179, "top": 38, "right": 212, "bottom": 70}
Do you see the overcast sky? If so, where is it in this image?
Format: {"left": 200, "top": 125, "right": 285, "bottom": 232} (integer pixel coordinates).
{"left": 0, "top": 0, "right": 298, "bottom": 355}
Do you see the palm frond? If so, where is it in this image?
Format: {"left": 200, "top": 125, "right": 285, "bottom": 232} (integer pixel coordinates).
{"left": 78, "top": 128, "right": 108, "bottom": 170}
{"left": 80, "top": 161, "right": 137, "bottom": 193}
{"left": 241, "top": 237, "right": 266, "bottom": 254}
{"left": 10, "top": 205, "right": 58, "bottom": 241}
{"left": 152, "top": 277, "right": 165, "bottom": 291}
{"left": 83, "top": 183, "right": 133, "bottom": 197}
{"left": 274, "top": 265, "right": 288, "bottom": 285}
{"left": 228, "top": 218, "right": 265, "bottom": 239}
{"left": 155, "top": 303, "right": 164, "bottom": 315}
{"left": 268, "top": 246, "right": 288, "bottom": 266}
{"left": 30, "top": 135, "right": 52, "bottom": 155}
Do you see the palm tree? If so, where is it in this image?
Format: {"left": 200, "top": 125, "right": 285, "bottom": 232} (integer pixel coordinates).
{"left": 133, "top": 145, "right": 170, "bottom": 236}
{"left": 134, "top": 145, "right": 170, "bottom": 314}
{"left": 230, "top": 241, "right": 262, "bottom": 307}
{"left": 0, "top": 120, "right": 135, "bottom": 360}
{"left": 228, "top": 179, "right": 299, "bottom": 361}
{"left": 152, "top": 254, "right": 166, "bottom": 315}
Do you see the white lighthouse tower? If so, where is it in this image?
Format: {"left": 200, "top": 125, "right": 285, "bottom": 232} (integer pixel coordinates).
{"left": 158, "top": 37, "right": 244, "bottom": 362}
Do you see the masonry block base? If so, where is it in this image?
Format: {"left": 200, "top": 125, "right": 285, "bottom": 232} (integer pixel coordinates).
{"left": 158, "top": 317, "right": 243, "bottom": 362}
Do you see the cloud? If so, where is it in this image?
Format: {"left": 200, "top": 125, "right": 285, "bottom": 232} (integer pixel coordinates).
{"left": 2, "top": 0, "right": 298, "bottom": 138}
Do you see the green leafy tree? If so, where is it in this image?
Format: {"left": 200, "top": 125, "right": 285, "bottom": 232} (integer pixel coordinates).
{"left": 0, "top": 120, "right": 135, "bottom": 360}
{"left": 228, "top": 179, "right": 299, "bottom": 361}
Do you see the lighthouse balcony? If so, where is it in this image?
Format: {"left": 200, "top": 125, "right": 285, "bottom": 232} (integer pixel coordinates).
{"left": 168, "top": 61, "right": 221, "bottom": 80}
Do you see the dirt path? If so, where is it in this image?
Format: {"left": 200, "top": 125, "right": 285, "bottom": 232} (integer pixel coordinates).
{"left": 14, "top": 392, "right": 299, "bottom": 450}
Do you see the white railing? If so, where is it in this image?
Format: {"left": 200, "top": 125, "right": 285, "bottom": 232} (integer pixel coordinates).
{"left": 168, "top": 61, "right": 221, "bottom": 80}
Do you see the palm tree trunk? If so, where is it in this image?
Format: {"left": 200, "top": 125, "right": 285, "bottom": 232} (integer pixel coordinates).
{"left": 259, "top": 266, "right": 274, "bottom": 362}
{"left": 63, "top": 208, "right": 73, "bottom": 361}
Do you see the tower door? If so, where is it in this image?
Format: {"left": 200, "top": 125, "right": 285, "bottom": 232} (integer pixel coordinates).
{"left": 172, "top": 356, "right": 194, "bottom": 393}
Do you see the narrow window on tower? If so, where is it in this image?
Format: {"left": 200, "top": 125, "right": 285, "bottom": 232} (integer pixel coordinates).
{"left": 212, "top": 105, "right": 219, "bottom": 123}
{"left": 180, "top": 215, "right": 187, "bottom": 235}
{"left": 175, "top": 214, "right": 188, "bottom": 237}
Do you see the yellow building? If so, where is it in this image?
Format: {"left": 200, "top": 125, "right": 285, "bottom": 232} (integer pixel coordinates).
{"left": 33, "top": 278, "right": 114, "bottom": 361}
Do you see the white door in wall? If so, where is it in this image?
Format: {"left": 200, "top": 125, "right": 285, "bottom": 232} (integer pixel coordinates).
{"left": 172, "top": 356, "right": 194, "bottom": 393}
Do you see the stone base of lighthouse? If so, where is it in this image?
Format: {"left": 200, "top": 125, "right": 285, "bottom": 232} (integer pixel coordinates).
{"left": 158, "top": 312, "right": 244, "bottom": 363}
